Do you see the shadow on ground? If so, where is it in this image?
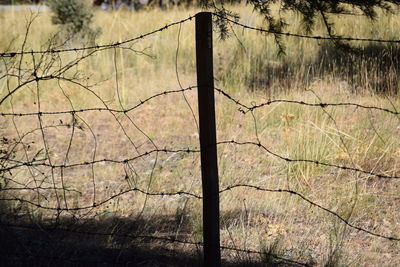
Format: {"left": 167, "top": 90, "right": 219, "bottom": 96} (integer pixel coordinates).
{"left": 0, "top": 212, "right": 300, "bottom": 267}
{"left": 248, "top": 43, "right": 400, "bottom": 95}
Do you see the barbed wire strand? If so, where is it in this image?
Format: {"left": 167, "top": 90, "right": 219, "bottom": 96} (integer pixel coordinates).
{"left": 0, "top": 86, "right": 196, "bottom": 117}
{"left": 1, "top": 180, "right": 399, "bottom": 241}
{"left": 214, "top": 87, "right": 400, "bottom": 116}
{"left": 213, "top": 13, "right": 400, "bottom": 44}
{"left": 217, "top": 140, "right": 400, "bottom": 179}
{"left": 1, "top": 223, "right": 307, "bottom": 266}
{"left": 219, "top": 184, "right": 399, "bottom": 241}
{"left": 0, "top": 16, "right": 195, "bottom": 58}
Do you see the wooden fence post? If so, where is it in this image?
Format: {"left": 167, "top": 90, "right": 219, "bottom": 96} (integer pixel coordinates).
{"left": 195, "top": 12, "right": 221, "bottom": 267}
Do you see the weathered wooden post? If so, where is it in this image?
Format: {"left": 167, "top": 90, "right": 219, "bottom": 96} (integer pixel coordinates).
{"left": 195, "top": 12, "right": 221, "bottom": 267}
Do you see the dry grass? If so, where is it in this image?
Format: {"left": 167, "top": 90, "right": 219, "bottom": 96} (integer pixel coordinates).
{"left": 1, "top": 4, "right": 399, "bottom": 266}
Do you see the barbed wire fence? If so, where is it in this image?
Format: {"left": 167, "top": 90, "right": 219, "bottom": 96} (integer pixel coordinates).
{"left": 0, "top": 11, "right": 399, "bottom": 266}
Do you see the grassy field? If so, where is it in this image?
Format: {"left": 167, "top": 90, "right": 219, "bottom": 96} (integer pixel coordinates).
{"left": 0, "top": 4, "right": 399, "bottom": 266}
